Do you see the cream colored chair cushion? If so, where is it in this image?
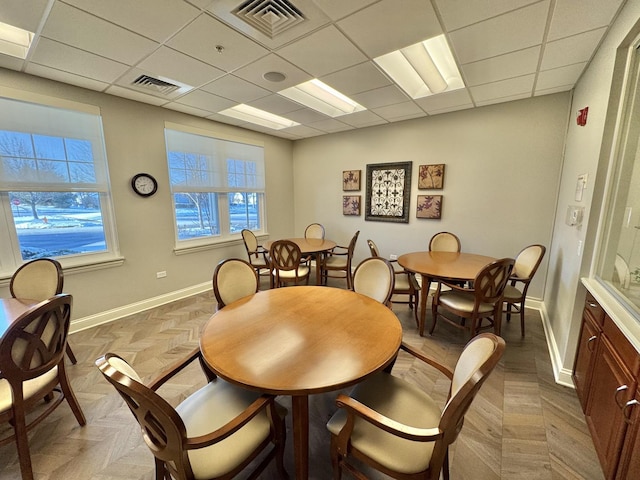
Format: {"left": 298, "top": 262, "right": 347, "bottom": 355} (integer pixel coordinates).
{"left": 353, "top": 258, "right": 393, "bottom": 304}
{"left": 0, "top": 367, "right": 59, "bottom": 413}
{"left": 11, "top": 260, "right": 60, "bottom": 300}
{"left": 449, "top": 336, "right": 495, "bottom": 398}
{"left": 327, "top": 373, "right": 440, "bottom": 474}
{"left": 502, "top": 284, "right": 523, "bottom": 302}
{"left": 324, "top": 255, "right": 348, "bottom": 268}
{"left": 272, "top": 265, "right": 310, "bottom": 279}
{"left": 177, "top": 380, "right": 272, "bottom": 478}
{"left": 438, "top": 291, "right": 496, "bottom": 314}
{"left": 215, "top": 260, "right": 257, "bottom": 306}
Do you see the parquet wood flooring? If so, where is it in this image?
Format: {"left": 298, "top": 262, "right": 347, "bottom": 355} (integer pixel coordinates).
{"left": 0, "top": 279, "right": 604, "bottom": 479}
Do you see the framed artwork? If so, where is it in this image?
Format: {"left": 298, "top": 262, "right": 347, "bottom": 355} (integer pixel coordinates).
{"left": 343, "top": 195, "right": 361, "bottom": 216}
{"left": 418, "top": 164, "right": 445, "bottom": 189}
{"left": 365, "top": 161, "right": 412, "bottom": 223}
{"left": 343, "top": 170, "right": 361, "bottom": 191}
{"left": 416, "top": 195, "right": 443, "bottom": 219}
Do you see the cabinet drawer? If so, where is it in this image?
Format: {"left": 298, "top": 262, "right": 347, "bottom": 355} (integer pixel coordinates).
{"left": 585, "top": 292, "right": 605, "bottom": 326}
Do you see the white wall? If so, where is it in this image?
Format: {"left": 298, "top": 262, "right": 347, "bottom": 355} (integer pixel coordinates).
{"left": 292, "top": 93, "right": 571, "bottom": 300}
{"left": 0, "top": 69, "right": 295, "bottom": 321}
{"left": 544, "top": 0, "right": 640, "bottom": 382}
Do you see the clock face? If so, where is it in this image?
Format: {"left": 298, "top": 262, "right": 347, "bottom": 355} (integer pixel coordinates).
{"left": 131, "top": 173, "right": 158, "bottom": 197}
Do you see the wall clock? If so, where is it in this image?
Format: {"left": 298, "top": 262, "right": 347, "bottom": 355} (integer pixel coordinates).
{"left": 131, "top": 173, "right": 158, "bottom": 197}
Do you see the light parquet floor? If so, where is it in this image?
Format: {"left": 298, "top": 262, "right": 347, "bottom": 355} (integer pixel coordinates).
{"left": 0, "top": 277, "right": 604, "bottom": 479}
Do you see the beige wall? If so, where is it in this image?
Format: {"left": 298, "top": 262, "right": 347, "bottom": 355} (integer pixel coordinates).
{"left": 0, "top": 69, "right": 295, "bottom": 321}
{"left": 292, "top": 93, "right": 571, "bottom": 301}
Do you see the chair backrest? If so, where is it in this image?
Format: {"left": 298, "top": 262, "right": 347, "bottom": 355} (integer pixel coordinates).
{"left": 366, "top": 239, "right": 381, "bottom": 257}
{"left": 95, "top": 353, "right": 194, "bottom": 477}
{"left": 10, "top": 258, "right": 63, "bottom": 301}
{"left": 438, "top": 333, "right": 505, "bottom": 453}
{"left": 269, "top": 240, "right": 303, "bottom": 273}
{"left": 347, "top": 230, "right": 360, "bottom": 257}
{"left": 305, "top": 223, "right": 325, "bottom": 239}
{"left": 474, "top": 258, "right": 515, "bottom": 304}
{"left": 352, "top": 257, "right": 395, "bottom": 305}
{"left": 241, "top": 229, "right": 259, "bottom": 254}
{"left": 614, "top": 254, "right": 631, "bottom": 289}
{"left": 513, "top": 244, "right": 546, "bottom": 281}
{"left": 0, "top": 294, "right": 72, "bottom": 385}
{"left": 429, "top": 232, "right": 461, "bottom": 252}
{"left": 212, "top": 258, "right": 258, "bottom": 309}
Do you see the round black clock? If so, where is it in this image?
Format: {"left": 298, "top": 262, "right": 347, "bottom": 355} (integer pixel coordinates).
{"left": 131, "top": 173, "right": 158, "bottom": 197}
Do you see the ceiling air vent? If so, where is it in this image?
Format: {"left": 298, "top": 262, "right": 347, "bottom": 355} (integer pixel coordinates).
{"left": 233, "top": 0, "right": 305, "bottom": 39}
{"left": 132, "top": 74, "right": 182, "bottom": 96}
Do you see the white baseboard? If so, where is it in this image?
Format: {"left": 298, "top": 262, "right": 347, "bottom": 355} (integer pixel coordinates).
{"left": 70, "top": 282, "right": 212, "bottom": 334}
{"left": 536, "top": 299, "right": 575, "bottom": 388}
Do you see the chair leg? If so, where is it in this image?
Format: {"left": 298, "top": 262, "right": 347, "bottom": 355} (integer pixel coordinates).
{"left": 13, "top": 403, "right": 34, "bottom": 480}
{"left": 429, "top": 302, "right": 438, "bottom": 335}
{"left": 65, "top": 343, "right": 78, "bottom": 364}
{"left": 443, "top": 448, "right": 450, "bottom": 480}
{"left": 329, "top": 435, "right": 343, "bottom": 480}
{"left": 520, "top": 302, "right": 526, "bottom": 337}
{"left": 58, "top": 365, "right": 86, "bottom": 426}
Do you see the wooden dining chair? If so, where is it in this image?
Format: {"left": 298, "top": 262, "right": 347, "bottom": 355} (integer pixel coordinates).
{"left": 212, "top": 258, "right": 258, "bottom": 310}
{"left": 352, "top": 257, "right": 395, "bottom": 307}
{"left": 0, "top": 294, "right": 86, "bottom": 480}
{"left": 503, "top": 244, "right": 546, "bottom": 337}
{"left": 95, "top": 348, "right": 288, "bottom": 480}
{"left": 240, "top": 229, "right": 270, "bottom": 283}
{"left": 431, "top": 258, "right": 515, "bottom": 338}
{"left": 304, "top": 223, "right": 325, "bottom": 239}
{"left": 10, "top": 257, "right": 78, "bottom": 364}
{"left": 429, "top": 232, "right": 461, "bottom": 252}
{"left": 367, "top": 239, "right": 420, "bottom": 325}
{"left": 269, "top": 239, "right": 310, "bottom": 288}
{"left": 327, "top": 333, "right": 505, "bottom": 480}
{"left": 322, "top": 230, "right": 360, "bottom": 289}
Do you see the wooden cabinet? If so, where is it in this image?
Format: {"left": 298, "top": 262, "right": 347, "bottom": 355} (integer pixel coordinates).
{"left": 573, "top": 292, "right": 640, "bottom": 479}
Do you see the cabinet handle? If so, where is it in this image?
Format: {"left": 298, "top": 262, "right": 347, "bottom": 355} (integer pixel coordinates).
{"left": 615, "top": 385, "right": 629, "bottom": 408}
{"left": 623, "top": 400, "right": 639, "bottom": 425}
{"left": 586, "top": 335, "right": 597, "bottom": 351}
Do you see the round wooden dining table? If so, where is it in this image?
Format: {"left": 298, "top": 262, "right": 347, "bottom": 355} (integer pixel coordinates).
{"left": 264, "top": 237, "right": 337, "bottom": 285}
{"left": 199, "top": 285, "right": 402, "bottom": 480}
{"left": 0, "top": 297, "right": 39, "bottom": 337}
{"left": 398, "top": 251, "right": 496, "bottom": 336}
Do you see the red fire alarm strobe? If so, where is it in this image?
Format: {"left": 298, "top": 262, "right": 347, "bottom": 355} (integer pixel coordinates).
{"left": 577, "top": 107, "right": 588, "bottom": 126}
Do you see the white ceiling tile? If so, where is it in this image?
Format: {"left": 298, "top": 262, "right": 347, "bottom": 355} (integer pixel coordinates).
{"left": 30, "top": 38, "right": 130, "bottom": 83}
{"left": 449, "top": 2, "right": 549, "bottom": 64}
{"left": 427, "top": 103, "right": 474, "bottom": 116}
{"left": 42, "top": 2, "right": 159, "bottom": 65}
{"left": 137, "top": 47, "right": 225, "bottom": 88}
{"left": 174, "top": 89, "right": 236, "bottom": 112}
{"left": 307, "top": 118, "right": 353, "bottom": 133}
{"left": 475, "top": 92, "right": 530, "bottom": 107}
{"left": 25, "top": 63, "right": 109, "bottom": 92}
{"left": 233, "top": 54, "right": 312, "bottom": 92}
{"left": 534, "top": 85, "right": 573, "bottom": 96}
{"left": 547, "top": 0, "right": 625, "bottom": 41}
{"left": 339, "top": 110, "right": 387, "bottom": 128}
{"left": 434, "top": 0, "right": 540, "bottom": 31}
{"left": 372, "top": 101, "right": 424, "bottom": 120}
{"left": 461, "top": 47, "right": 540, "bottom": 87}
{"left": 0, "top": 0, "right": 51, "bottom": 32}
{"left": 200, "top": 75, "right": 271, "bottom": 103}
{"left": 540, "top": 28, "right": 606, "bottom": 71}
{"left": 536, "top": 63, "right": 586, "bottom": 90}
{"left": 281, "top": 125, "right": 326, "bottom": 137}
{"left": 352, "top": 85, "right": 409, "bottom": 109}
{"left": 320, "top": 62, "right": 392, "bottom": 96}
{"left": 0, "top": 54, "right": 25, "bottom": 72}
{"left": 167, "top": 14, "right": 269, "bottom": 72}
{"left": 337, "top": 0, "right": 442, "bottom": 58}
{"left": 104, "top": 85, "right": 168, "bottom": 106}
{"left": 414, "top": 89, "right": 473, "bottom": 113}
{"left": 312, "top": 0, "right": 380, "bottom": 21}
{"left": 206, "top": 113, "right": 249, "bottom": 127}
{"left": 276, "top": 26, "right": 367, "bottom": 77}
{"left": 469, "top": 74, "right": 535, "bottom": 102}
{"left": 63, "top": 0, "right": 201, "bottom": 43}
{"left": 164, "top": 102, "right": 212, "bottom": 117}
{"left": 285, "top": 108, "right": 330, "bottom": 124}
{"left": 248, "top": 94, "right": 304, "bottom": 115}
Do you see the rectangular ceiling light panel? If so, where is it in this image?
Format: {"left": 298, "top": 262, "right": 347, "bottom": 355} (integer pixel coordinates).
{"left": 219, "top": 104, "right": 299, "bottom": 130}
{"left": 279, "top": 79, "right": 366, "bottom": 117}
{"left": 0, "top": 21, "right": 34, "bottom": 59}
{"left": 375, "top": 35, "right": 465, "bottom": 99}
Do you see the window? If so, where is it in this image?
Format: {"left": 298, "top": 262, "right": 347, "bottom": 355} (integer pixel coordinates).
{"left": 165, "top": 126, "right": 265, "bottom": 247}
{"left": 597, "top": 42, "right": 640, "bottom": 318}
{"left": 0, "top": 94, "right": 118, "bottom": 273}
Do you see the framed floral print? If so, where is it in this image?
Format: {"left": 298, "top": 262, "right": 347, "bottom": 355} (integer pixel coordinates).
{"left": 365, "top": 161, "right": 412, "bottom": 223}
{"left": 343, "top": 195, "right": 361, "bottom": 216}
{"left": 343, "top": 170, "right": 361, "bottom": 191}
{"left": 418, "top": 164, "right": 445, "bottom": 189}
{"left": 416, "top": 195, "right": 442, "bottom": 219}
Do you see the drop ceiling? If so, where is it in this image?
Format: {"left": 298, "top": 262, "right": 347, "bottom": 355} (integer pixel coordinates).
{"left": 0, "top": 0, "right": 628, "bottom": 139}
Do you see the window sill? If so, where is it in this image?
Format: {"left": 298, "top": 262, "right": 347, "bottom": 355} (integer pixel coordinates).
{"left": 173, "top": 232, "right": 269, "bottom": 256}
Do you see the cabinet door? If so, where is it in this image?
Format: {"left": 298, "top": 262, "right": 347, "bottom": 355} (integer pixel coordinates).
{"left": 586, "top": 336, "right": 636, "bottom": 479}
{"left": 573, "top": 312, "right": 600, "bottom": 411}
{"left": 616, "top": 388, "right": 640, "bottom": 480}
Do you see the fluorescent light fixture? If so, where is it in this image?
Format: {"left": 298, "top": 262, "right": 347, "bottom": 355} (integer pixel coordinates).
{"left": 218, "top": 104, "right": 299, "bottom": 130}
{"left": 374, "top": 35, "right": 464, "bottom": 99}
{"left": 0, "top": 21, "right": 34, "bottom": 59}
{"left": 279, "top": 79, "right": 366, "bottom": 117}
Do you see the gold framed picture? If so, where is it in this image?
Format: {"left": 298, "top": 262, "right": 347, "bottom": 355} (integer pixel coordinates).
{"left": 343, "top": 195, "right": 361, "bottom": 216}
{"left": 416, "top": 195, "right": 442, "bottom": 219}
{"left": 343, "top": 170, "right": 361, "bottom": 191}
{"left": 418, "top": 164, "right": 445, "bottom": 189}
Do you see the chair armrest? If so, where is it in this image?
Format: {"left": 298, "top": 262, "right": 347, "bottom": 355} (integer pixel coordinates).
{"left": 439, "top": 279, "right": 473, "bottom": 293}
{"left": 148, "top": 347, "right": 213, "bottom": 391}
{"left": 328, "top": 245, "right": 349, "bottom": 256}
{"left": 335, "top": 394, "right": 443, "bottom": 442}
{"left": 186, "top": 394, "right": 279, "bottom": 449}
{"left": 400, "top": 343, "right": 454, "bottom": 380}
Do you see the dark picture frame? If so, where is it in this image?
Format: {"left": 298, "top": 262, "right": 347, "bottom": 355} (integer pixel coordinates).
{"left": 343, "top": 170, "right": 361, "bottom": 191}
{"left": 343, "top": 195, "right": 361, "bottom": 216}
{"left": 416, "top": 195, "right": 443, "bottom": 219}
{"left": 365, "top": 161, "right": 412, "bottom": 223}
